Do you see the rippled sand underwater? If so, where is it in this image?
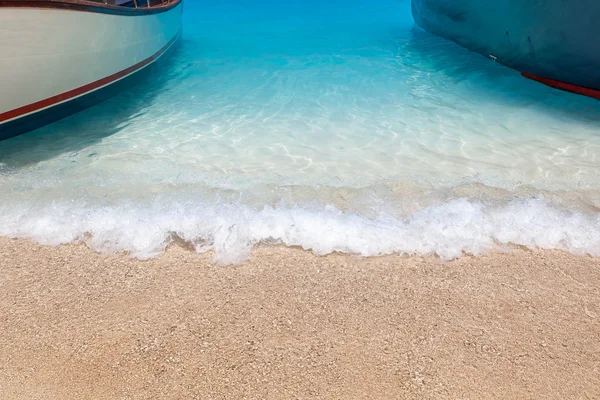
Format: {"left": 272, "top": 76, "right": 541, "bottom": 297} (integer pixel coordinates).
{"left": 1, "top": 0, "right": 599, "bottom": 263}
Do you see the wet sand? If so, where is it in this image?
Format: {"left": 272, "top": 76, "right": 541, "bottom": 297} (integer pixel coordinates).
{"left": 1, "top": 237, "right": 599, "bottom": 399}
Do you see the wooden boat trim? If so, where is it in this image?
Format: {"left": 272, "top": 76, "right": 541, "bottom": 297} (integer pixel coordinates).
{"left": 0, "top": 0, "right": 181, "bottom": 16}
{"left": 521, "top": 72, "right": 600, "bottom": 100}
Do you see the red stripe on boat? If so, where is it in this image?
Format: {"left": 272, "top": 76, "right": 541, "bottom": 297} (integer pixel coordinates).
{"left": 521, "top": 72, "right": 600, "bottom": 100}
{"left": 0, "top": 33, "right": 179, "bottom": 124}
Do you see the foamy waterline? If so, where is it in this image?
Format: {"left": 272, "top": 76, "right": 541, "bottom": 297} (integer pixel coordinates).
{"left": 1, "top": 197, "right": 598, "bottom": 264}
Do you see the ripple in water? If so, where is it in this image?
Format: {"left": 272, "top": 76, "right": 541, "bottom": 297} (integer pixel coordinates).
{"left": 1, "top": 0, "right": 599, "bottom": 262}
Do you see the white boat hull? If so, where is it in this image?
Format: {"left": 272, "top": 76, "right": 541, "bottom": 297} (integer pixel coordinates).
{"left": 0, "top": 1, "right": 182, "bottom": 140}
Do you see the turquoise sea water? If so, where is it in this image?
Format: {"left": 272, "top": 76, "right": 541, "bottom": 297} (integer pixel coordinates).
{"left": 1, "top": 0, "right": 600, "bottom": 263}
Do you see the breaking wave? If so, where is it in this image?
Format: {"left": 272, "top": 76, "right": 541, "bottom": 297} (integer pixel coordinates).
{"left": 1, "top": 196, "right": 598, "bottom": 264}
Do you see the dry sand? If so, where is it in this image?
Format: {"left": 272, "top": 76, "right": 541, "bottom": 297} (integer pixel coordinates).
{"left": 1, "top": 237, "right": 599, "bottom": 399}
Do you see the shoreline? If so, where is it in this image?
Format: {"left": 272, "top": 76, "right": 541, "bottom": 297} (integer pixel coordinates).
{"left": 1, "top": 237, "right": 599, "bottom": 399}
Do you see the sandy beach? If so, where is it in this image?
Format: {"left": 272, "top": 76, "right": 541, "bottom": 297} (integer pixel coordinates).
{"left": 1, "top": 237, "right": 599, "bottom": 399}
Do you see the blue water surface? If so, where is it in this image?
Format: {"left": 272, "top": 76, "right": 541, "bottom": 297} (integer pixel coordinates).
{"left": 1, "top": 0, "right": 599, "bottom": 262}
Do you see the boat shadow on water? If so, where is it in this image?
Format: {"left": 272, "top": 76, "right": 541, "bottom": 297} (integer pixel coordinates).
{"left": 398, "top": 28, "right": 600, "bottom": 126}
{"left": 0, "top": 40, "right": 187, "bottom": 168}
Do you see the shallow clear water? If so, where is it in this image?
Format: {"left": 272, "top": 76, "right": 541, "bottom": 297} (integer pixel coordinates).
{"left": 1, "top": 0, "right": 600, "bottom": 263}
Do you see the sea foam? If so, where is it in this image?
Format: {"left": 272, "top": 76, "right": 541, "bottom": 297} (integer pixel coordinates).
{"left": 1, "top": 197, "right": 598, "bottom": 264}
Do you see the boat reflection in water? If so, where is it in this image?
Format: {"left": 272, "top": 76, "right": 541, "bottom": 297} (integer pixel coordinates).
{"left": 0, "top": 0, "right": 182, "bottom": 141}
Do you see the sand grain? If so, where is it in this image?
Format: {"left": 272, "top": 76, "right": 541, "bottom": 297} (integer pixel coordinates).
{"left": 1, "top": 237, "right": 599, "bottom": 399}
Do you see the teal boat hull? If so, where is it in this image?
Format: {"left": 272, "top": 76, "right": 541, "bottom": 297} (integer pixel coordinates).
{"left": 411, "top": 0, "right": 600, "bottom": 97}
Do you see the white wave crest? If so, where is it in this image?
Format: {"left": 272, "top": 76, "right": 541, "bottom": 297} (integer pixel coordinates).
{"left": 1, "top": 197, "right": 598, "bottom": 264}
